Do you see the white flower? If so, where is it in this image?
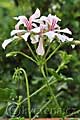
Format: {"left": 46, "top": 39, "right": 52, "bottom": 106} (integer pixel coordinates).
{"left": 2, "top": 9, "right": 41, "bottom": 48}
{"left": 30, "top": 23, "right": 47, "bottom": 56}
{"left": 12, "top": 9, "right": 41, "bottom": 41}
{"left": 2, "top": 9, "right": 73, "bottom": 56}
{"left": 14, "top": 8, "right": 40, "bottom": 31}
{"left": 40, "top": 14, "right": 73, "bottom": 42}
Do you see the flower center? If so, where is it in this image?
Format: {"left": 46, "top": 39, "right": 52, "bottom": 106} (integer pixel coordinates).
{"left": 49, "top": 19, "right": 57, "bottom": 31}
{"left": 27, "top": 21, "right": 32, "bottom": 31}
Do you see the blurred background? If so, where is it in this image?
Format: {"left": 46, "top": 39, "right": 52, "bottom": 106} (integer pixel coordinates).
{"left": 0, "top": 0, "right": 80, "bottom": 118}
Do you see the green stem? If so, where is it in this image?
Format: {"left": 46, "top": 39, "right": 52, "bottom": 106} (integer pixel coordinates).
{"left": 11, "top": 103, "right": 20, "bottom": 118}
{"left": 46, "top": 40, "right": 80, "bottom": 62}
{"left": 32, "top": 92, "right": 63, "bottom": 120}
{"left": 11, "top": 96, "right": 22, "bottom": 118}
{"left": 44, "top": 63, "right": 48, "bottom": 76}
{"left": 26, "top": 42, "right": 38, "bottom": 61}
{"left": 32, "top": 98, "right": 53, "bottom": 120}
{"left": 46, "top": 44, "right": 61, "bottom": 62}
{"left": 20, "top": 68, "right": 31, "bottom": 120}
{"left": 40, "top": 65, "right": 63, "bottom": 117}
{"left": 6, "top": 51, "right": 37, "bottom": 64}
{"left": 20, "top": 76, "right": 57, "bottom": 104}
{"left": 41, "top": 66, "right": 54, "bottom": 97}
{"left": 66, "top": 109, "right": 80, "bottom": 117}
{"left": 44, "top": 43, "right": 52, "bottom": 58}
{"left": 56, "top": 63, "right": 64, "bottom": 73}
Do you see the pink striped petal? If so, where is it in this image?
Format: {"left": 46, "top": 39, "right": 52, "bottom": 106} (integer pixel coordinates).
{"left": 48, "top": 14, "right": 61, "bottom": 24}
{"left": 14, "top": 16, "right": 28, "bottom": 29}
{"left": 29, "top": 8, "right": 40, "bottom": 22}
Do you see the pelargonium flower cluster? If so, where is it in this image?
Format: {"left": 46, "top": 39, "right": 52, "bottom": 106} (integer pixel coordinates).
{"left": 2, "top": 8, "right": 73, "bottom": 56}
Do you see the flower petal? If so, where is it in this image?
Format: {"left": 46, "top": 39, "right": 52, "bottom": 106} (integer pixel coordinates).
{"left": 29, "top": 8, "right": 40, "bottom": 22}
{"left": 71, "top": 45, "right": 75, "bottom": 48}
{"left": 31, "top": 35, "right": 39, "bottom": 44}
{"left": 32, "top": 19, "right": 41, "bottom": 23}
{"left": 48, "top": 14, "right": 61, "bottom": 24}
{"left": 32, "top": 23, "right": 38, "bottom": 28}
{"left": 15, "top": 21, "right": 22, "bottom": 30}
{"left": 14, "top": 16, "right": 28, "bottom": 29}
{"left": 11, "top": 30, "right": 26, "bottom": 36}
{"left": 21, "top": 32, "right": 30, "bottom": 41}
{"left": 44, "top": 31, "right": 56, "bottom": 42}
{"left": 2, "top": 36, "right": 19, "bottom": 49}
{"left": 31, "top": 27, "right": 40, "bottom": 33}
{"left": 36, "top": 38, "right": 45, "bottom": 56}
{"left": 40, "top": 16, "right": 47, "bottom": 21}
{"left": 56, "top": 34, "right": 73, "bottom": 42}
{"left": 55, "top": 28, "right": 72, "bottom": 34}
{"left": 14, "top": 16, "right": 27, "bottom": 21}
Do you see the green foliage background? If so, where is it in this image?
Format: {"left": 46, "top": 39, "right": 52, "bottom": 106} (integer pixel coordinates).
{"left": 0, "top": 0, "right": 80, "bottom": 118}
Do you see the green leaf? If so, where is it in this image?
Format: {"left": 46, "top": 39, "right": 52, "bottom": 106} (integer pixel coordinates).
{"left": 60, "top": 73, "right": 73, "bottom": 81}
{"left": 0, "top": 103, "right": 7, "bottom": 116}
{"left": 0, "top": 88, "right": 12, "bottom": 102}
{"left": 59, "top": 51, "right": 72, "bottom": 64}
{"left": 47, "top": 68, "right": 61, "bottom": 80}
{"left": 56, "top": 51, "right": 72, "bottom": 72}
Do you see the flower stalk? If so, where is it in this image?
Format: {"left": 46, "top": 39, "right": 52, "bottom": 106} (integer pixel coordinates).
{"left": 20, "top": 68, "right": 31, "bottom": 120}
